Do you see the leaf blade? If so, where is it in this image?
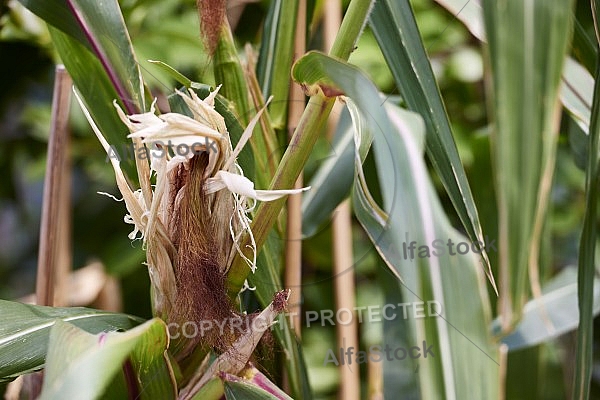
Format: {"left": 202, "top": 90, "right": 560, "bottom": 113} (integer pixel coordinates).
{"left": 0, "top": 299, "right": 142, "bottom": 382}
{"left": 482, "top": 0, "right": 575, "bottom": 328}
{"left": 369, "top": 0, "right": 496, "bottom": 291}
{"left": 39, "top": 318, "right": 171, "bottom": 400}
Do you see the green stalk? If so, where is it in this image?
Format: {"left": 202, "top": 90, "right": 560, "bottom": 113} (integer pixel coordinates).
{"left": 329, "top": 0, "right": 373, "bottom": 61}
{"left": 573, "top": 4, "right": 600, "bottom": 398}
{"left": 226, "top": 0, "right": 374, "bottom": 297}
{"left": 573, "top": 65, "right": 600, "bottom": 399}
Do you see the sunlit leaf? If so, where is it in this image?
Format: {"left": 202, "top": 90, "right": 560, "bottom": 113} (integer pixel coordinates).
{"left": 0, "top": 300, "right": 142, "bottom": 382}
{"left": 39, "top": 318, "right": 172, "bottom": 400}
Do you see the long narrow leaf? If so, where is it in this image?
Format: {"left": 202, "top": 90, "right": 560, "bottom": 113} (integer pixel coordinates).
{"left": 48, "top": 27, "right": 137, "bottom": 179}
{"left": 0, "top": 299, "right": 142, "bottom": 381}
{"left": 482, "top": 0, "right": 575, "bottom": 329}
{"left": 256, "top": 0, "right": 299, "bottom": 129}
{"left": 573, "top": 4, "right": 600, "bottom": 398}
{"left": 369, "top": 0, "right": 496, "bottom": 291}
{"left": 435, "top": 0, "right": 594, "bottom": 164}
{"left": 39, "top": 319, "right": 171, "bottom": 400}
{"left": 292, "top": 50, "right": 500, "bottom": 400}
{"left": 493, "top": 267, "right": 600, "bottom": 351}
{"left": 20, "top": 0, "right": 143, "bottom": 114}
{"left": 22, "top": 0, "right": 148, "bottom": 188}
{"left": 301, "top": 107, "right": 354, "bottom": 237}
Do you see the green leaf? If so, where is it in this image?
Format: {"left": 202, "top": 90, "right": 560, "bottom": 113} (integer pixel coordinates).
{"left": 245, "top": 55, "right": 281, "bottom": 189}
{"left": 369, "top": 0, "right": 495, "bottom": 290}
{"left": 221, "top": 367, "right": 293, "bottom": 400}
{"left": 492, "top": 267, "right": 600, "bottom": 351}
{"left": 22, "top": 0, "right": 144, "bottom": 113}
{"left": 0, "top": 299, "right": 142, "bottom": 382}
{"left": 48, "top": 27, "right": 136, "bottom": 179}
{"left": 572, "top": 3, "right": 598, "bottom": 73}
{"left": 568, "top": 113, "right": 589, "bottom": 171}
{"left": 224, "top": 378, "right": 292, "bottom": 400}
{"left": 213, "top": 24, "right": 251, "bottom": 125}
{"left": 293, "top": 50, "right": 499, "bottom": 399}
{"left": 256, "top": 0, "right": 299, "bottom": 129}
{"left": 573, "top": 5, "right": 600, "bottom": 398}
{"left": 301, "top": 108, "right": 354, "bottom": 237}
{"left": 379, "top": 269, "right": 420, "bottom": 399}
{"left": 21, "top": 0, "right": 149, "bottom": 185}
{"left": 435, "top": 0, "right": 594, "bottom": 143}
{"left": 148, "top": 59, "right": 192, "bottom": 88}
{"left": 39, "top": 318, "right": 171, "bottom": 400}
{"left": 16, "top": 0, "right": 90, "bottom": 49}
{"left": 129, "top": 322, "right": 177, "bottom": 400}
{"left": 190, "top": 377, "right": 224, "bottom": 400}
{"left": 482, "top": 0, "right": 575, "bottom": 327}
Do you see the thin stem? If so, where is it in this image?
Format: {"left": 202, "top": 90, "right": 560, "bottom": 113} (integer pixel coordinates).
{"left": 284, "top": 0, "right": 306, "bottom": 338}
{"left": 333, "top": 201, "right": 359, "bottom": 399}
{"left": 573, "top": 5, "right": 600, "bottom": 396}
{"left": 36, "top": 66, "right": 72, "bottom": 307}
{"left": 53, "top": 106, "right": 72, "bottom": 307}
{"left": 329, "top": 0, "right": 373, "bottom": 60}
{"left": 324, "top": 2, "right": 360, "bottom": 397}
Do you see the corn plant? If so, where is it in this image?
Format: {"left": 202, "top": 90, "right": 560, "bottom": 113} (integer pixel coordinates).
{"left": 0, "top": 0, "right": 599, "bottom": 399}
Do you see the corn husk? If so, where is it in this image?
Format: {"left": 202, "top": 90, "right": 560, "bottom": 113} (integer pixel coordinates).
{"left": 75, "top": 87, "right": 307, "bottom": 357}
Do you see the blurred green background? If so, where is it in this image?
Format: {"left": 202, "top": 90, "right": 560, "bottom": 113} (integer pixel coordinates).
{"left": 0, "top": 0, "right": 594, "bottom": 398}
